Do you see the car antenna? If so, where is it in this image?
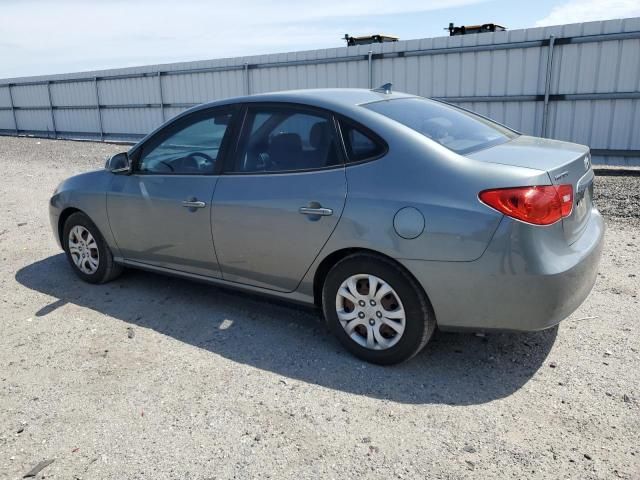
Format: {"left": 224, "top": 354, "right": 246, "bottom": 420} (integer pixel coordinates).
{"left": 372, "top": 83, "right": 392, "bottom": 94}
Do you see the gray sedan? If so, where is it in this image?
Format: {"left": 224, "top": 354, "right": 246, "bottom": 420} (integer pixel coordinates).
{"left": 49, "top": 88, "right": 604, "bottom": 364}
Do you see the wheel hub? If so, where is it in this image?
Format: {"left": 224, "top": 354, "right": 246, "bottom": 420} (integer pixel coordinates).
{"left": 335, "top": 273, "right": 406, "bottom": 351}
{"left": 68, "top": 225, "right": 100, "bottom": 275}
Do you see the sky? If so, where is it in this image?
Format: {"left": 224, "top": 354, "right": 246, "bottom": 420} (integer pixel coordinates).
{"left": 1, "top": 0, "right": 640, "bottom": 79}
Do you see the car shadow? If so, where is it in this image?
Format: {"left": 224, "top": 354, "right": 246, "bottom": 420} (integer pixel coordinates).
{"left": 15, "top": 254, "right": 558, "bottom": 406}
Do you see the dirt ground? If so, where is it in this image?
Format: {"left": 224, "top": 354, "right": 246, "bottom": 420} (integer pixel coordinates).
{"left": 0, "top": 136, "right": 638, "bottom": 480}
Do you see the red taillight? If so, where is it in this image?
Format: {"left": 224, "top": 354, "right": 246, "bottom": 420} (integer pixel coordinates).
{"left": 556, "top": 184, "right": 573, "bottom": 217}
{"left": 479, "top": 184, "right": 573, "bottom": 225}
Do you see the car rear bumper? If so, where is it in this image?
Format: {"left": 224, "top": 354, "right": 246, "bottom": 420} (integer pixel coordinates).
{"left": 400, "top": 207, "right": 604, "bottom": 331}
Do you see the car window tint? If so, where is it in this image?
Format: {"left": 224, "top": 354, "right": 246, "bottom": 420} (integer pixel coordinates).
{"left": 139, "top": 112, "right": 232, "bottom": 174}
{"left": 339, "top": 121, "right": 386, "bottom": 162}
{"left": 233, "top": 107, "right": 341, "bottom": 173}
{"left": 365, "top": 98, "right": 517, "bottom": 155}
{"left": 250, "top": 112, "right": 271, "bottom": 134}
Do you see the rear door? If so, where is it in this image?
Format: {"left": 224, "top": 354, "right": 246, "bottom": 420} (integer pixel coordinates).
{"left": 212, "top": 104, "right": 347, "bottom": 292}
{"left": 107, "top": 107, "right": 236, "bottom": 277}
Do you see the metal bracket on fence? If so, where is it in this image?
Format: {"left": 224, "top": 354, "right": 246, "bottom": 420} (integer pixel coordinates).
{"left": 157, "top": 71, "right": 165, "bottom": 122}
{"left": 7, "top": 84, "right": 18, "bottom": 135}
{"left": 93, "top": 77, "right": 104, "bottom": 141}
{"left": 541, "top": 35, "right": 555, "bottom": 138}
{"left": 46, "top": 81, "right": 57, "bottom": 139}
{"left": 368, "top": 51, "right": 373, "bottom": 89}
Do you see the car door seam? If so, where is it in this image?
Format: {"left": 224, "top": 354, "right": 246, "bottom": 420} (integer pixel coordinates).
{"left": 104, "top": 176, "right": 124, "bottom": 259}
{"left": 208, "top": 176, "right": 223, "bottom": 277}
{"left": 291, "top": 165, "right": 349, "bottom": 293}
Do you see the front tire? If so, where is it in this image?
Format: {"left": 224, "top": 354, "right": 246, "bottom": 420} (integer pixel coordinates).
{"left": 322, "top": 253, "right": 435, "bottom": 365}
{"left": 63, "top": 212, "right": 122, "bottom": 284}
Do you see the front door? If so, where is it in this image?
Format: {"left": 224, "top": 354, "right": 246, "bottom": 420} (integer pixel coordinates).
{"left": 212, "top": 104, "right": 347, "bottom": 292}
{"left": 107, "top": 107, "right": 235, "bottom": 277}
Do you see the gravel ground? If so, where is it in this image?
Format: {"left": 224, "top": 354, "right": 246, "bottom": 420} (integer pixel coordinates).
{"left": 0, "top": 136, "right": 638, "bottom": 480}
{"left": 593, "top": 174, "right": 640, "bottom": 222}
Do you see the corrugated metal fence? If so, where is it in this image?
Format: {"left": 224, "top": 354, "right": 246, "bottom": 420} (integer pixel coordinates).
{"left": 1, "top": 17, "right": 639, "bottom": 165}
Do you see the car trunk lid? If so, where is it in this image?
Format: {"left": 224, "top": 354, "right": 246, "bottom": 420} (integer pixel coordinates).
{"left": 468, "top": 135, "right": 593, "bottom": 244}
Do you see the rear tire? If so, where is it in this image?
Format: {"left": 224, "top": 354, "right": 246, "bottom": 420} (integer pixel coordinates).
{"left": 62, "top": 212, "right": 123, "bottom": 284}
{"left": 322, "top": 253, "right": 435, "bottom": 365}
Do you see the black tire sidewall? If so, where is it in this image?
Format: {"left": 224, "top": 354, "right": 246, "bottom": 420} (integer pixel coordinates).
{"left": 62, "top": 213, "right": 111, "bottom": 284}
{"left": 322, "top": 254, "right": 432, "bottom": 365}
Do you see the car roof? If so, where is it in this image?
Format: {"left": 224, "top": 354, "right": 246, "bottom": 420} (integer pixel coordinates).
{"left": 196, "top": 88, "right": 417, "bottom": 112}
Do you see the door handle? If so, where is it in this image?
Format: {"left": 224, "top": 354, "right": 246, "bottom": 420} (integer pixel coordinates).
{"left": 299, "top": 206, "right": 333, "bottom": 216}
{"left": 182, "top": 200, "right": 206, "bottom": 208}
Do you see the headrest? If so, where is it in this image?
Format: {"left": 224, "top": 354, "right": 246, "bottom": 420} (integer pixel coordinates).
{"left": 310, "top": 122, "right": 330, "bottom": 149}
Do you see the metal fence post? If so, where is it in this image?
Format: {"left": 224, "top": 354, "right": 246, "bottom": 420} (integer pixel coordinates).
{"left": 244, "top": 62, "right": 250, "bottom": 95}
{"left": 46, "top": 81, "right": 57, "bottom": 139}
{"left": 93, "top": 77, "right": 104, "bottom": 141}
{"left": 541, "top": 35, "right": 556, "bottom": 138}
{"left": 157, "top": 71, "right": 165, "bottom": 122}
{"left": 368, "top": 51, "right": 373, "bottom": 88}
{"left": 7, "top": 84, "right": 18, "bottom": 135}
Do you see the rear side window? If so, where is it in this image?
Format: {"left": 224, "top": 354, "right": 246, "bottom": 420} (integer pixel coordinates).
{"left": 339, "top": 120, "right": 386, "bottom": 163}
{"left": 365, "top": 97, "right": 517, "bottom": 155}
{"left": 231, "top": 106, "right": 341, "bottom": 173}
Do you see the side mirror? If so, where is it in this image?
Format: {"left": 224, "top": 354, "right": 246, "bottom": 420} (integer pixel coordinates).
{"left": 105, "top": 152, "right": 131, "bottom": 173}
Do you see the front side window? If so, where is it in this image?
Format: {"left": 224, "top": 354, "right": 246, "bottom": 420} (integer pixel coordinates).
{"left": 231, "top": 106, "right": 341, "bottom": 173}
{"left": 138, "top": 111, "right": 233, "bottom": 174}
{"left": 365, "top": 98, "right": 517, "bottom": 155}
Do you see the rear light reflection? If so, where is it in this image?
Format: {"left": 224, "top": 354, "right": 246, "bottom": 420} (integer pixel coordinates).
{"left": 479, "top": 184, "right": 573, "bottom": 225}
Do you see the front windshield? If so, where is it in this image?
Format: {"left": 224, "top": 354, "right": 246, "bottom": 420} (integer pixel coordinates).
{"left": 364, "top": 97, "right": 517, "bottom": 154}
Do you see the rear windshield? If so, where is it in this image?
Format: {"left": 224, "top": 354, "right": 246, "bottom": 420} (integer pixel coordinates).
{"left": 364, "top": 97, "right": 517, "bottom": 154}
